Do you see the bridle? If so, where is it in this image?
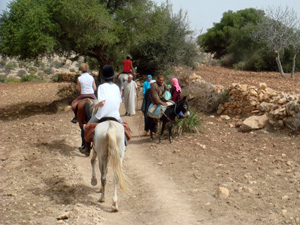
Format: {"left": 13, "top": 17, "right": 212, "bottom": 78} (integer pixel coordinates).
{"left": 163, "top": 102, "right": 186, "bottom": 121}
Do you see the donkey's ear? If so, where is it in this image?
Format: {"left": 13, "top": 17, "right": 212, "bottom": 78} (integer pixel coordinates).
{"left": 187, "top": 96, "right": 195, "bottom": 102}
{"left": 182, "top": 96, "right": 187, "bottom": 101}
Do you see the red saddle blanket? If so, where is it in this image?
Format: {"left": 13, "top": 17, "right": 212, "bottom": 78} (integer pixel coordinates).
{"left": 84, "top": 122, "right": 131, "bottom": 143}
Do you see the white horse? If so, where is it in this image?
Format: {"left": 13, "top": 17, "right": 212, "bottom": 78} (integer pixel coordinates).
{"left": 117, "top": 73, "right": 128, "bottom": 90}
{"left": 90, "top": 121, "right": 129, "bottom": 212}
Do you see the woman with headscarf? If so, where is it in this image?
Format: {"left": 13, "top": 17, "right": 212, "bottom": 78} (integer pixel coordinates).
{"left": 142, "top": 75, "right": 152, "bottom": 96}
{"left": 171, "top": 78, "right": 181, "bottom": 103}
{"left": 141, "top": 75, "right": 153, "bottom": 135}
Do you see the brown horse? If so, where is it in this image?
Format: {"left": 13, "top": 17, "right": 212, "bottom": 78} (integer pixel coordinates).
{"left": 76, "top": 98, "right": 98, "bottom": 150}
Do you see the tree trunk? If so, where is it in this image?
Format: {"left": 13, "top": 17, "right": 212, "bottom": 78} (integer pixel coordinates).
{"left": 291, "top": 52, "right": 297, "bottom": 78}
{"left": 274, "top": 50, "right": 286, "bottom": 78}
{"left": 87, "top": 46, "right": 113, "bottom": 85}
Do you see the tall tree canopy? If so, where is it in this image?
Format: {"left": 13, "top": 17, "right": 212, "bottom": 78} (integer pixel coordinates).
{"left": 131, "top": 3, "right": 198, "bottom": 75}
{"left": 198, "top": 8, "right": 263, "bottom": 59}
{"left": 0, "top": 0, "right": 197, "bottom": 76}
{"left": 0, "top": 0, "right": 152, "bottom": 66}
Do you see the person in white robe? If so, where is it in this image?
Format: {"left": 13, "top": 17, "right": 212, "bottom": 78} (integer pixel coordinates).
{"left": 122, "top": 75, "right": 139, "bottom": 116}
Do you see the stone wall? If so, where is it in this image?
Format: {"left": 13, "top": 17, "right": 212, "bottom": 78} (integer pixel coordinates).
{"left": 217, "top": 83, "right": 300, "bottom": 130}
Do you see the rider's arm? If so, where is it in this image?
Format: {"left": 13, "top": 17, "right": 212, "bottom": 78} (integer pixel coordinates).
{"left": 91, "top": 100, "right": 105, "bottom": 110}
{"left": 77, "top": 79, "right": 81, "bottom": 93}
{"left": 92, "top": 80, "right": 96, "bottom": 91}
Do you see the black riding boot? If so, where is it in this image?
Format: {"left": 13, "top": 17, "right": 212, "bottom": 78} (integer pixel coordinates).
{"left": 71, "top": 105, "right": 78, "bottom": 123}
{"left": 80, "top": 142, "right": 91, "bottom": 157}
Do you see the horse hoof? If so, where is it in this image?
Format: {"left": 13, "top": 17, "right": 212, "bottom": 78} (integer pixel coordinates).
{"left": 91, "top": 177, "right": 97, "bottom": 186}
{"left": 99, "top": 196, "right": 105, "bottom": 202}
{"left": 112, "top": 206, "right": 119, "bottom": 212}
{"left": 112, "top": 202, "right": 119, "bottom": 212}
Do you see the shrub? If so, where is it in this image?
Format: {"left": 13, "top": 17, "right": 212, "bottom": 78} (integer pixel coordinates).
{"left": 37, "top": 71, "right": 48, "bottom": 80}
{"left": 34, "top": 61, "right": 46, "bottom": 69}
{"left": 18, "top": 60, "right": 29, "bottom": 68}
{"left": 43, "top": 67, "right": 55, "bottom": 75}
{"left": 185, "top": 82, "right": 229, "bottom": 113}
{"left": 6, "top": 77, "right": 20, "bottom": 83}
{"left": 28, "top": 66, "right": 38, "bottom": 75}
{"left": 20, "top": 74, "right": 40, "bottom": 82}
{"left": 52, "top": 74, "right": 61, "bottom": 82}
{"left": 51, "top": 60, "right": 63, "bottom": 68}
{"left": 0, "top": 77, "right": 5, "bottom": 83}
{"left": 0, "top": 60, "right": 6, "bottom": 67}
{"left": 17, "top": 70, "right": 27, "bottom": 77}
{"left": 173, "top": 109, "right": 202, "bottom": 136}
{"left": 69, "top": 68, "right": 75, "bottom": 72}
{"left": 5, "top": 61, "right": 18, "bottom": 71}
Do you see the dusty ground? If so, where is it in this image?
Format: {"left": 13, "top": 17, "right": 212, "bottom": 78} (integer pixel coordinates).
{"left": 0, "top": 66, "right": 299, "bottom": 225}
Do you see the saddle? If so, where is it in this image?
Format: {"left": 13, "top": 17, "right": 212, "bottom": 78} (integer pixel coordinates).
{"left": 147, "top": 102, "right": 174, "bottom": 119}
{"left": 84, "top": 117, "right": 131, "bottom": 143}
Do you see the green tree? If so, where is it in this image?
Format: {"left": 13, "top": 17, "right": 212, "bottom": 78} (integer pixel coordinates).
{"left": 0, "top": 0, "right": 152, "bottom": 72}
{"left": 131, "top": 3, "right": 198, "bottom": 75}
{"left": 198, "top": 8, "right": 263, "bottom": 58}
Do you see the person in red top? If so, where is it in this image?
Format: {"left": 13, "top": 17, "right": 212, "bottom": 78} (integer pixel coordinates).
{"left": 122, "top": 55, "right": 136, "bottom": 77}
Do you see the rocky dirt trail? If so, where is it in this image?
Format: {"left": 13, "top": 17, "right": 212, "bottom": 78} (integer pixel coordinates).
{"left": 73, "top": 98, "right": 203, "bottom": 225}
{"left": 1, "top": 67, "right": 300, "bottom": 225}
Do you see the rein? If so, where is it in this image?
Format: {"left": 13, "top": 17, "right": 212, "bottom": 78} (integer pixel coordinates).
{"left": 174, "top": 104, "right": 183, "bottom": 118}
{"left": 163, "top": 104, "right": 182, "bottom": 121}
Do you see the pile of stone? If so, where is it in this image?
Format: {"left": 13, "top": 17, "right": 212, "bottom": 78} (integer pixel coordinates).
{"left": 217, "top": 83, "right": 300, "bottom": 130}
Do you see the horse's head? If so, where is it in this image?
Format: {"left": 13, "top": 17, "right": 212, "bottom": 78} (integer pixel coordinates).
{"left": 176, "top": 96, "right": 190, "bottom": 118}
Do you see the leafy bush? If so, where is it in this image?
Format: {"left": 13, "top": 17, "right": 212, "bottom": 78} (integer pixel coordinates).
{"left": 52, "top": 74, "right": 61, "bottom": 82}
{"left": 6, "top": 77, "right": 20, "bottom": 83}
{"left": 5, "top": 61, "right": 18, "bottom": 71}
{"left": 69, "top": 68, "right": 75, "bottom": 72}
{"left": 0, "top": 60, "right": 6, "bottom": 67}
{"left": 17, "top": 70, "right": 27, "bottom": 77}
{"left": 20, "top": 74, "right": 40, "bottom": 82}
{"left": 51, "top": 60, "right": 63, "bottom": 68}
{"left": 34, "top": 61, "right": 46, "bottom": 69}
{"left": 173, "top": 109, "right": 202, "bottom": 136}
{"left": 185, "top": 82, "right": 229, "bottom": 113}
{"left": 43, "top": 67, "right": 54, "bottom": 75}
{"left": 28, "top": 66, "right": 38, "bottom": 75}
{"left": 18, "top": 60, "right": 29, "bottom": 68}
{"left": 37, "top": 71, "right": 48, "bottom": 80}
{"left": 0, "top": 77, "right": 5, "bottom": 83}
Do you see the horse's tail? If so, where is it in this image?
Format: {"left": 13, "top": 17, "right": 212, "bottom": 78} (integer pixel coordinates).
{"left": 107, "top": 122, "right": 129, "bottom": 193}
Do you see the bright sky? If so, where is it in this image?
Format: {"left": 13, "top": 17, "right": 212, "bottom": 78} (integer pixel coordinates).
{"left": 1, "top": 0, "right": 300, "bottom": 36}
{"left": 154, "top": 0, "right": 300, "bottom": 36}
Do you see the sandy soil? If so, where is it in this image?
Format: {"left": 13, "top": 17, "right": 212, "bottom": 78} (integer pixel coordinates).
{"left": 0, "top": 67, "right": 299, "bottom": 225}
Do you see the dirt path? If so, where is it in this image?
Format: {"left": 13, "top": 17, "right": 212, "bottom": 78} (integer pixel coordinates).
{"left": 73, "top": 98, "right": 202, "bottom": 225}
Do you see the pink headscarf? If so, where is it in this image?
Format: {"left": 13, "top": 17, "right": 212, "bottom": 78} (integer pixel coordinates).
{"left": 172, "top": 78, "right": 181, "bottom": 92}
